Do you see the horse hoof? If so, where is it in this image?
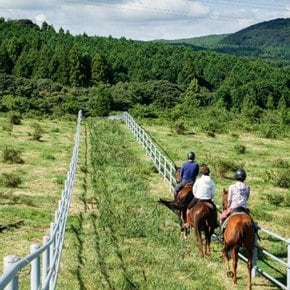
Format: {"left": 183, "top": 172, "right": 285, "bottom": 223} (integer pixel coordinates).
{"left": 227, "top": 271, "right": 233, "bottom": 278}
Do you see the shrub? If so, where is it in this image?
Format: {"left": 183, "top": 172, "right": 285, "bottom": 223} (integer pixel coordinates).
{"left": 234, "top": 144, "right": 246, "bottom": 154}
{"left": 31, "top": 122, "right": 44, "bottom": 141}
{"left": 272, "top": 158, "right": 289, "bottom": 169}
{"left": 211, "top": 159, "right": 244, "bottom": 179}
{"left": 9, "top": 111, "right": 22, "bottom": 125}
{"left": 265, "top": 193, "right": 284, "bottom": 206}
{"left": 172, "top": 121, "right": 186, "bottom": 135}
{"left": 0, "top": 173, "right": 22, "bottom": 188}
{"left": 2, "top": 146, "right": 24, "bottom": 164}
{"left": 265, "top": 170, "right": 290, "bottom": 188}
{"left": 206, "top": 130, "right": 216, "bottom": 138}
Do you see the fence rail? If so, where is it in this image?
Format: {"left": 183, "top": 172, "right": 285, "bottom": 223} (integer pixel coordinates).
{"left": 0, "top": 110, "right": 82, "bottom": 290}
{"left": 122, "top": 112, "right": 290, "bottom": 290}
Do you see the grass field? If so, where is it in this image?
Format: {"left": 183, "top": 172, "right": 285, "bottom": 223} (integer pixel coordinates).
{"left": 0, "top": 114, "right": 288, "bottom": 289}
{"left": 0, "top": 115, "right": 77, "bottom": 271}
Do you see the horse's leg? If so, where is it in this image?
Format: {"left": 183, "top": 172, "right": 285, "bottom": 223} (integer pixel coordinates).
{"left": 223, "top": 245, "right": 231, "bottom": 276}
{"left": 204, "top": 227, "right": 211, "bottom": 257}
{"left": 231, "top": 246, "right": 239, "bottom": 284}
{"left": 194, "top": 227, "right": 204, "bottom": 257}
{"left": 246, "top": 244, "right": 253, "bottom": 290}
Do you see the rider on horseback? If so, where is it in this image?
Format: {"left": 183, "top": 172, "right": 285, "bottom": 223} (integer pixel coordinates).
{"left": 174, "top": 151, "right": 199, "bottom": 200}
{"left": 220, "top": 168, "right": 250, "bottom": 223}
{"left": 220, "top": 168, "right": 251, "bottom": 240}
{"left": 184, "top": 164, "right": 217, "bottom": 228}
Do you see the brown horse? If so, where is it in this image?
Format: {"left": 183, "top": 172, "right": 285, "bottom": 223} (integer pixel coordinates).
{"left": 158, "top": 167, "right": 193, "bottom": 234}
{"left": 185, "top": 201, "right": 217, "bottom": 257}
{"left": 221, "top": 189, "right": 255, "bottom": 290}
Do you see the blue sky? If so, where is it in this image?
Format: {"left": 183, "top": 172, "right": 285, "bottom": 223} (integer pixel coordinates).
{"left": 0, "top": 0, "right": 289, "bottom": 40}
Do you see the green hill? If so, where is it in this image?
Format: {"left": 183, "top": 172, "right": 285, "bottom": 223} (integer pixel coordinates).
{"left": 160, "top": 18, "right": 290, "bottom": 66}
{"left": 221, "top": 18, "right": 290, "bottom": 48}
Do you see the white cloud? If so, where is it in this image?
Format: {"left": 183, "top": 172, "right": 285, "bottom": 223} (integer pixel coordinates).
{"left": 0, "top": 0, "right": 288, "bottom": 40}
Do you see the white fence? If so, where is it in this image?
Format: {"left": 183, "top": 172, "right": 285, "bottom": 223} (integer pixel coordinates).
{"left": 122, "top": 112, "right": 290, "bottom": 290}
{"left": 0, "top": 110, "right": 82, "bottom": 290}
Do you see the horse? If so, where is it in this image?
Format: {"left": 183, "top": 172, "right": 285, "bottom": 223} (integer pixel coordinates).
{"left": 185, "top": 201, "right": 218, "bottom": 257}
{"left": 221, "top": 189, "right": 255, "bottom": 290}
{"left": 158, "top": 167, "right": 193, "bottom": 235}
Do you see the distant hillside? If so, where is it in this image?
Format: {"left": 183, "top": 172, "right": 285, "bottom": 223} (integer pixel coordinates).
{"left": 221, "top": 18, "right": 290, "bottom": 48}
{"left": 159, "top": 34, "right": 227, "bottom": 48}
{"left": 160, "top": 18, "right": 290, "bottom": 66}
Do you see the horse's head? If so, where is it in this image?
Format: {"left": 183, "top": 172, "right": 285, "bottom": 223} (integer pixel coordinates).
{"left": 175, "top": 166, "right": 181, "bottom": 183}
{"left": 222, "top": 188, "right": 229, "bottom": 211}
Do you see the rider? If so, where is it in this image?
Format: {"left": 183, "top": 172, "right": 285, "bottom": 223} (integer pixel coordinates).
{"left": 184, "top": 164, "right": 217, "bottom": 228}
{"left": 187, "top": 164, "right": 216, "bottom": 210}
{"left": 220, "top": 168, "right": 250, "bottom": 224}
{"left": 174, "top": 151, "right": 199, "bottom": 200}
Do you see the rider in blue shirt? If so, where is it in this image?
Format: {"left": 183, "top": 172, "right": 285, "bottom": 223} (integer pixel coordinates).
{"left": 174, "top": 151, "right": 199, "bottom": 199}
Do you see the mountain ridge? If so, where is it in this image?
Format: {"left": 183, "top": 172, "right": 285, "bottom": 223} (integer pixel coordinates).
{"left": 157, "top": 18, "right": 290, "bottom": 65}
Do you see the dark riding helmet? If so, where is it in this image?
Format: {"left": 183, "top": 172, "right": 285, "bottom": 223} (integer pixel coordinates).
{"left": 235, "top": 168, "right": 247, "bottom": 181}
{"left": 187, "top": 151, "right": 195, "bottom": 160}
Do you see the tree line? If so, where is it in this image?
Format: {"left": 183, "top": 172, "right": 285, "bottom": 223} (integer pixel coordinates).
{"left": 0, "top": 18, "right": 289, "bottom": 137}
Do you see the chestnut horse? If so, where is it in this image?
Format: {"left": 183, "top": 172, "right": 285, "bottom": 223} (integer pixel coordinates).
{"left": 221, "top": 189, "right": 255, "bottom": 290}
{"left": 185, "top": 201, "right": 217, "bottom": 257}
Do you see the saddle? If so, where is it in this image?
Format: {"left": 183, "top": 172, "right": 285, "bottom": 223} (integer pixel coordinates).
{"left": 197, "top": 199, "right": 215, "bottom": 210}
{"left": 221, "top": 207, "right": 250, "bottom": 232}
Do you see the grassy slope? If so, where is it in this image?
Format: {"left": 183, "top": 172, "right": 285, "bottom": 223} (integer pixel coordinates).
{"left": 140, "top": 123, "right": 290, "bottom": 237}
{"left": 58, "top": 118, "right": 275, "bottom": 289}
{"left": 0, "top": 116, "right": 76, "bottom": 272}
{"left": 0, "top": 115, "right": 285, "bottom": 288}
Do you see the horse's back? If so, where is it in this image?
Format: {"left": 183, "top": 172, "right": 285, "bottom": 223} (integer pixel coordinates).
{"left": 176, "top": 184, "right": 193, "bottom": 201}
{"left": 225, "top": 213, "right": 255, "bottom": 246}
{"left": 191, "top": 201, "right": 217, "bottom": 227}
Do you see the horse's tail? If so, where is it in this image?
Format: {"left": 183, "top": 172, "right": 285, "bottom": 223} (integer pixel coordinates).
{"left": 158, "top": 191, "right": 192, "bottom": 211}
{"left": 158, "top": 199, "right": 179, "bottom": 212}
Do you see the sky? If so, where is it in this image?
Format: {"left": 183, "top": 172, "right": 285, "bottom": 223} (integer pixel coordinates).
{"left": 0, "top": 0, "right": 290, "bottom": 41}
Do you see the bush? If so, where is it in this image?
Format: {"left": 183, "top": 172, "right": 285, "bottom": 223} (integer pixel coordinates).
{"left": 31, "top": 122, "right": 44, "bottom": 141}
{"left": 211, "top": 159, "right": 244, "bottom": 179}
{"left": 265, "top": 193, "right": 284, "bottom": 206}
{"left": 9, "top": 111, "right": 22, "bottom": 125}
{"left": 2, "top": 146, "right": 24, "bottom": 164}
{"left": 171, "top": 121, "right": 186, "bottom": 135}
{"left": 265, "top": 169, "right": 290, "bottom": 188}
{"left": 234, "top": 144, "right": 246, "bottom": 154}
{"left": 0, "top": 173, "right": 22, "bottom": 188}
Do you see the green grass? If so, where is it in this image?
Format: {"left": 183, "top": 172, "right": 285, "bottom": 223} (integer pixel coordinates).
{"left": 0, "top": 115, "right": 286, "bottom": 289}
{"left": 140, "top": 123, "right": 290, "bottom": 237}
{"left": 0, "top": 115, "right": 76, "bottom": 266}
{"left": 58, "top": 118, "right": 276, "bottom": 289}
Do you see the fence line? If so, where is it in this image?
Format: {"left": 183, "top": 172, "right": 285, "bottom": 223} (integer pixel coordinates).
{"left": 122, "top": 112, "right": 290, "bottom": 290}
{"left": 0, "top": 110, "right": 82, "bottom": 290}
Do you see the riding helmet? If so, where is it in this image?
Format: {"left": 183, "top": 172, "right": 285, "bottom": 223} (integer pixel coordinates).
{"left": 187, "top": 151, "right": 195, "bottom": 160}
{"left": 235, "top": 168, "right": 247, "bottom": 181}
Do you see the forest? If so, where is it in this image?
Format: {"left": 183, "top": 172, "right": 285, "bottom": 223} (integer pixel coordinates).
{"left": 0, "top": 17, "right": 289, "bottom": 138}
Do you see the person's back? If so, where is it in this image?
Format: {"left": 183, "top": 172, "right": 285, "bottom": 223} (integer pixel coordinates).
{"left": 220, "top": 168, "right": 250, "bottom": 222}
{"left": 174, "top": 151, "right": 199, "bottom": 199}
{"left": 228, "top": 181, "right": 250, "bottom": 210}
{"left": 187, "top": 164, "right": 216, "bottom": 210}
